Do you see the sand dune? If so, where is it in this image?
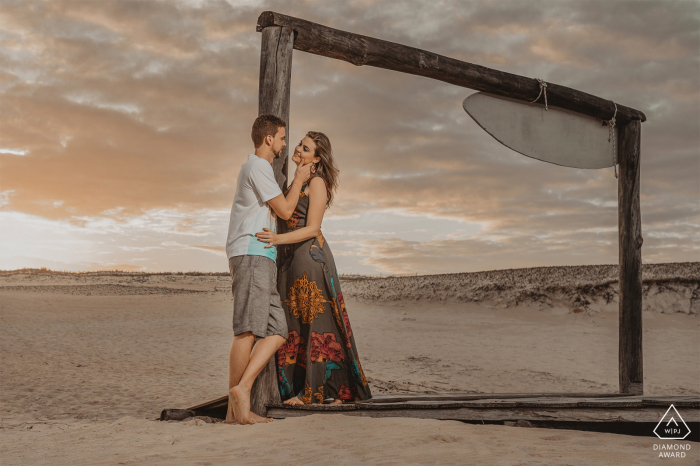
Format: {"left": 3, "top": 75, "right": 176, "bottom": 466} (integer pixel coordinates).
{"left": 0, "top": 284, "right": 209, "bottom": 295}
{"left": 343, "top": 263, "right": 700, "bottom": 315}
{"left": 1, "top": 264, "right": 698, "bottom": 465}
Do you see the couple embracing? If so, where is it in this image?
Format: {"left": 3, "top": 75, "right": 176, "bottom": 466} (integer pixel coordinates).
{"left": 224, "top": 115, "right": 372, "bottom": 424}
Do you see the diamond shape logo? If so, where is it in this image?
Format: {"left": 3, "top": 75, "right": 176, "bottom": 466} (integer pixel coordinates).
{"left": 654, "top": 405, "right": 691, "bottom": 440}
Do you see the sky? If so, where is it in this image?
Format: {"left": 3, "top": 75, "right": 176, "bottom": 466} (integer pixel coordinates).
{"left": 0, "top": 0, "right": 698, "bottom": 274}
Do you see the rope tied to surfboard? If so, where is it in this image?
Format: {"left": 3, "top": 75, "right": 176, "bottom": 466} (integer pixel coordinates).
{"left": 530, "top": 78, "right": 548, "bottom": 111}
{"left": 608, "top": 102, "right": 618, "bottom": 178}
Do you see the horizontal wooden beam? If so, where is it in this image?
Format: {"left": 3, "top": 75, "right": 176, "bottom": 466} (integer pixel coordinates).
{"left": 365, "top": 392, "right": 620, "bottom": 403}
{"left": 257, "top": 11, "right": 646, "bottom": 124}
{"left": 187, "top": 393, "right": 700, "bottom": 412}
{"left": 268, "top": 396, "right": 700, "bottom": 411}
{"left": 186, "top": 392, "right": 620, "bottom": 411}
{"left": 268, "top": 406, "right": 698, "bottom": 423}
{"left": 175, "top": 394, "right": 699, "bottom": 423}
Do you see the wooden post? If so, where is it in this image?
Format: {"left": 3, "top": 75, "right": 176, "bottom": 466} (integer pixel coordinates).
{"left": 249, "top": 25, "right": 294, "bottom": 416}
{"left": 618, "top": 120, "right": 643, "bottom": 395}
{"left": 258, "top": 25, "right": 294, "bottom": 190}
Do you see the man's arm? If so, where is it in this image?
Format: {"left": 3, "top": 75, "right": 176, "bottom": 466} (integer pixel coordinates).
{"left": 267, "top": 163, "right": 312, "bottom": 220}
{"left": 257, "top": 177, "right": 326, "bottom": 247}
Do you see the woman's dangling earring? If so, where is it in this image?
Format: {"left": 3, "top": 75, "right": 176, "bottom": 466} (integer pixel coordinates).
{"left": 310, "top": 163, "right": 318, "bottom": 174}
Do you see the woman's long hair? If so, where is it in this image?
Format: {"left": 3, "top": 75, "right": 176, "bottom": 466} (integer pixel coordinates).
{"left": 307, "top": 131, "right": 338, "bottom": 208}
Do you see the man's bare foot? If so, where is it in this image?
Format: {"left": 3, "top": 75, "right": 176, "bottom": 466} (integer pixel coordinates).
{"left": 283, "top": 396, "right": 304, "bottom": 406}
{"left": 329, "top": 399, "right": 343, "bottom": 405}
{"left": 225, "top": 390, "right": 238, "bottom": 424}
{"left": 250, "top": 412, "right": 272, "bottom": 423}
{"left": 230, "top": 385, "right": 254, "bottom": 425}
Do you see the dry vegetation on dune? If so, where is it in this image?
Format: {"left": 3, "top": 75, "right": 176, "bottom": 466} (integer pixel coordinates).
{"left": 0, "top": 284, "right": 210, "bottom": 296}
{"left": 341, "top": 263, "right": 700, "bottom": 315}
{"left": 0, "top": 268, "right": 229, "bottom": 277}
{"left": 1, "top": 263, "right": 698, "bottom": 314}
{"left": 0, "top": 272, "right": 232, "bottom": 295}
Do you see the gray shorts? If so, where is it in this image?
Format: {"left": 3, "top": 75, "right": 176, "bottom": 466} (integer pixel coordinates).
{"left": 228, "top": 255, "right": 287, "bottom": 339}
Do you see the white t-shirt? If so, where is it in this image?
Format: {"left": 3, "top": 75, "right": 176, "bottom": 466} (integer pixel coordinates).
{"left": 226, "top": 154, "right": 283, "bottom": 261}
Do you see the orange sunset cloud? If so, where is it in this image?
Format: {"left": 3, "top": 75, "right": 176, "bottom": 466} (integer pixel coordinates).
{"left": 1, "top": 0, "right": 698, "bottom": 273}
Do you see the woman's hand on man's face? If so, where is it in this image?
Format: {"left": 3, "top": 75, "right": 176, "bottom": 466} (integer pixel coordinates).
{"left": 255, "top": 228, "right": 279, "bottom": 248}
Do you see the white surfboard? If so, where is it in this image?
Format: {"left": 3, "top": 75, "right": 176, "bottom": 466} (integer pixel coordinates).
{"left": 463, "top": 92, "right": 617, "bottom": 169}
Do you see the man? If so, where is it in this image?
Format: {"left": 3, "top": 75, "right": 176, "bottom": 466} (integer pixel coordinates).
{"left": 225, "top": 114, "right": 311, "bottom": 424}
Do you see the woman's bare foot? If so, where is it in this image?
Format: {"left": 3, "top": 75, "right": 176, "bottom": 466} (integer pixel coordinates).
{"left": 230, "top": 385, "right": 254, "bottom": 425}
{"left": 329, "top": 399, "right": 343, "bottom": 405}
{"left": 283, "top": 397, "right": 304, "bottom": 406}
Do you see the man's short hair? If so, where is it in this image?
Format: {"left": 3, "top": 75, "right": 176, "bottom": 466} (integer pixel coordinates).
{"left": 251, "top": 114, "right": 287, "bottom": 148}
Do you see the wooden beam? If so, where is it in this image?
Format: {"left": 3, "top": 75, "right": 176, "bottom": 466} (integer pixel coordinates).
{"left": 618, "top": 120, "right": 643, "bottom": 395}
{"left": 365, "top": 392, "right": 620, "bottom": 403}
{"left": 268, "top": 396, "right": 700, "bottom": 412}
{"left": 256, "top": 11, "right": 646, "bottom": 124}
{"left": 249, "top": 25, "right": 295, "bottom": 416}
{"left": 267, "top": 406, "right": 699, "bottom": 423}
{"left": 265, "top": 395, "right": 699, "bottom": 422}
{"left": 173, "top": 394, "right": 699, "bottom": 422}
{"left": 184, "top": 394, "right": 699, "bottom": 411}
{"left": 186, "top": 392, "right": 619, "bottom": 413}
{"left": 258, "top": 25, "right": 294, "bottom": 190}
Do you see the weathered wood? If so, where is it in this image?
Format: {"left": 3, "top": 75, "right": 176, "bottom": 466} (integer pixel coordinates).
{"left": 366, "top": 392, "right": 620, "bottom": 403}
{"left": 578, "top": 398, "right": 648, "bottom": 408}
{"left": 642, "top": 397, "right": 699, "bottom": 408}
{"left": 248, "top": 24, "right": 295, "bottom": 416}
{"left": 258, "top": 25, "right": 294, "bottom": 190}
{"left": 268, "top": 396, "right": 699, "bottom": 412}
{"left": 180, "top": 394, "right": 699, "bottom": 423}
{"left": 249, "top": 355, "right": 280, "bottom": 417}
{"left": 266, "top": 395, "right": 700, "bottom": 423}
{"left": 267, "top": 406, "right": 698, "bottom": 423}
{"left": 187, "top": 395, "right": 228, "bottom": 411}
{"left": 187, "top": 392, "right": 621, "bottom": 413}
{"left": 160, "top": 409, "right": 195, "bottom": 421}
{"left": 256, "top": 11, "right": 646, "bottom": 124}
{"left": 618, "top": 120, "right": 643, "bottom": 396}
{"left": 514, "top": 400, "right": 585, "bottom": 408}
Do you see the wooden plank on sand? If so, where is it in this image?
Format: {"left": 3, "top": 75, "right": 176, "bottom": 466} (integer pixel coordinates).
{"left": 267, "top": 406, "right": 700, "bottom": 423}
{"left": 182, "top": 393, "right": 699, "bottom": 426}
{"left": 365, "top": 392, "right": 620, "bottom": 403}
{"left": 187, "top": 393, "right": 698, "bottom": 412}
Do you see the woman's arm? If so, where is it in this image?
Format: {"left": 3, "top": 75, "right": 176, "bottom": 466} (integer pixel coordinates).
{"left": 256, "top": 177, "right": 327, "bottom": 247}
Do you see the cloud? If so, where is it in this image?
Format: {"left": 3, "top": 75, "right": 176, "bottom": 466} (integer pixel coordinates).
{"left": 0, "top": 0, "right": 697, "bottom": 273}
{"left": 0, "top": 148, "right": 28, "bottom": 155}
{"left": 190, "top": 244, "right": 227, "bottom": 255}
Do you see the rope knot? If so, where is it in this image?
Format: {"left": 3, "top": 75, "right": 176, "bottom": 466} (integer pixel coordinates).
{"left": 608, "top": 102, "right": 618, "bottom": 178}
{"left": 530, "top": 78, "right": 548, "bottom": 111}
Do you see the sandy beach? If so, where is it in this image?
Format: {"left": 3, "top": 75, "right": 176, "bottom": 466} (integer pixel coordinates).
{"left": 1, "top": 265, "right": 698, "bottom": 465}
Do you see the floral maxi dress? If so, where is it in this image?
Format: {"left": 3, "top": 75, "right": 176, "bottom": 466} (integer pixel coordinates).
{"left": 276, "top": 180, "right": 372, "bottom": 403}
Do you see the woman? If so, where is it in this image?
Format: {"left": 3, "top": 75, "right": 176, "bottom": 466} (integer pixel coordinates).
{"left": 255, "top": 131, "right": 372, "bottom": 405}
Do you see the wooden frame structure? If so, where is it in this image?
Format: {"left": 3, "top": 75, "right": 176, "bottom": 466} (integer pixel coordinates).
{"left": 171, "top": 393, "right": 699, "bottom": 429}
{"left": 251, "top": 11, "right": 646, "bottom": 414}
